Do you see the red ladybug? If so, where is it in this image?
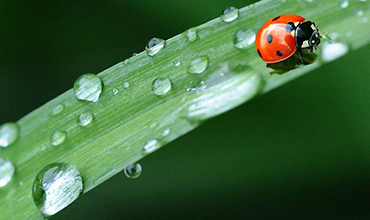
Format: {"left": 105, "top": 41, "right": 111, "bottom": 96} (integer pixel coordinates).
{"left": 256, "top": 14, "right": 321, "bottom": 64}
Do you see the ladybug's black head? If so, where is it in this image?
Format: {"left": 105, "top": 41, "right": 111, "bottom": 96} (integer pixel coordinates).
{"left": 295, "top": 21, "right": 321, "bottom": 53}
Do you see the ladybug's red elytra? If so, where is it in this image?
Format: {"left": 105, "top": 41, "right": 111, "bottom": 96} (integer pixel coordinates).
{"left": 255, "top": 14, "right": 321, "bottom": 64}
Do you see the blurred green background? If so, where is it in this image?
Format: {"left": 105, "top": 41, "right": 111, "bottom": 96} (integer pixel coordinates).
{"left": 1, "top": 0, "right": 370, "bottom": 219}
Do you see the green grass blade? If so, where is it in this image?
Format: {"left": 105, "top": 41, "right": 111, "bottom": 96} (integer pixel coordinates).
{"left": 0, "top": 0, "right": 369, "bottom": 219}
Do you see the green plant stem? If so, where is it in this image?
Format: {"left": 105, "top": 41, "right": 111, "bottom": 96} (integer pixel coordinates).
{"left": 0, "top": 0, "right": 369, "bottom": 219}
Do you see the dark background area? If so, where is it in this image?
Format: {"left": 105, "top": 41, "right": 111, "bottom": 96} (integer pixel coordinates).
{"left": 1, "top": 0, "right": 370, "bottom": 219}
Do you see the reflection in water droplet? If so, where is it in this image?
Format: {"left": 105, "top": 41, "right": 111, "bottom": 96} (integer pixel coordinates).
{"left": 78, "top": 112, "right": 94, "bottom": 127}
{"left": 51, "top": 104, "right": 65, "bottom": 116}
{"left": 174, "top": 60, "right": 181, "bottom": 66}
{"left": 221, "top": 7, "right": 239, "bottom": 22}
{"left": 123, "top": 82, "right": 130, "bottom": 88}
{"left": 339, "top": 0, "right": 349, "bottom": 8}
{"left": 234, "top": 29, "right": 256, "bottom": 49}
{"left": 0, "top": 122, "right": 20, "bottom": 148}
{"left": 321, "top": 42, "right": 349, "bottom": 62}
{"left": 187, "top": 56, "right": 209, "bottom": 74}
{"left": 186, "top": 28, "right": 199, "bottom": 42}
{"left": 162, "top": 128, "right": 171, "bottom": 136}
{"left": 152, "top": 77, "right": 172, "bottom": 96}
{"left": 0, "top": 158, "right": 15, "bottom": 187}
{"left": 50, "top": 131, "right": 67, "bottom": 146}
{"left": 73, "top": 74, "right": 103, "bottom": 102}
{"left": 143, "top": 139, "right": 160, "bottom": 154}
{"left": 146, "top": 38, "right": 166, "bottom": 56}
{"left": 124, "top": 163, "right": 142, "bottom": 179}
{"left": 112, "top": 88, "right": 119, "bottom": 95}
{"left": 32, "top": 163, "right": 83, "bottom": 217}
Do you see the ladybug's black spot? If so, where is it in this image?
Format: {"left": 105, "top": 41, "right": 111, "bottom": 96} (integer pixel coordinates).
{"left": 257, "top": 49, "right": 262, "bottom": 58}
{"left": 276, "top": 50, "right": 283, "bottom": 57}
{"left": 285, "top": 22, "right": 295, "bottom": 33}
{"left": 272, "top": 16, "right": 280, "bottom": 21}
{"left": 267, "top": 34, "right": 273, "bottom": 44}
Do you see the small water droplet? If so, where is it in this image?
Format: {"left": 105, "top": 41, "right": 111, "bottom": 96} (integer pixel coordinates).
{"left": 112, "top": 88, "right": 119, "bottom": 95}
{"left": 186, "top": 28, "right": 199, "bottom": 42}
{"left": 124, "top": 163, "right": 142, "bottom": 179}
{"left": 146, "top": 38, "right": 166, "bottom": 56}
{"left": 0, "top": 158, "right": 15, "bottom": 187}
{"left": 357, "top": 10, "right": 364, "bottom": 16}
{"left": 32, "top": 162, "right": 83, "bottom": 217}
{"left": 321, "top": 42, "right": 349, "bottom": 62}
{"left": 78, "top": 112, "right": 94, "bottom": 127}
{"left": 132, "top": 53, "right": 138, "bottom": 57}
{"left": 186, "top": 80, "right": 207, "bottom": 93}
{"left": 234, "top": 29, "right": 256, "bottom": 49}
{"left": 19, "top": 181, "right": 23, "bottom": 186}
{"left": 51, "top": 104, "right": 65, "bottom": 116}
{"left": 123, "top": 82, "right": 130, "bottom": 88}
{"left": 0, "top": 122, "right": 20, "bottom": 148}
{"left": 346, "top": 31, "right": 353, "bottom": 37}
{"left": 50, "top": 131, "right": 67, "bottom": 146}
{"left": 162, "top": 128, "right": 170, "bottom": 136}
{"left": 152, "top": 77, "right": 172, "bottom": 96}
{"left": 174, "top": 60, "right": 181, "bottom": 66}
{"left": 73, "top": 73, "right": 103, "bottom": 102}
{"left": 187, "top": 56, "right": 209, "bottom": 74}
{"left": 339, "top": 0, "right": 349, "bottom": 8}
{"left": 143, "top": 139, "right": 160, "bottom": 154}
{"left": 221, "top": 7, "right": 239, "bottom": 22}
{"left": 362, "top": 17, "right": 369, "bottom": 23}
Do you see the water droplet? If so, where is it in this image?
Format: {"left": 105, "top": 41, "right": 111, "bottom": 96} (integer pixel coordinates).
{"left": 358, "top": 0, "right": 367, "bottom": 2}
{"left": 32, "top": 162, "right": 83, "bottom": 217}
{"left": 0, "top": 158, "right": 15, "bottom": 187}
{"left": 143, "top": 139, "right": 160, "bottom": 154}
{"left": 51, "top": 104, "right": 65, "bottom": 116}
{"left": 339, "top": 0, "right": 349, "bottom": 8}
{"left": 362, "top": 17, "right": 369, "bottom": 23}
{"left": 0, "top": 122, "right": 20, "bottom": 148}
{"left": 50, "top": 131, "right": 67, "bottom": 146}
{"left": 186, "top": 28, "right": 199, "bottom": 42}
{"left": 234, "top": 29, "right": 256, "bottom": 49}
{"left": 152, "top": 77, "right": 172, "bottom": 96}
{"left": 132, "top": 53, "right": 138, "bottom": 57}
{"left": 112, "top": 88, "right": 119, "bottom": 95}
{"left": 162, "top": 128, "right": 170, "bottom": 136}
{"left": 321, "top": 42, "right": 349, "bottom": 62}
{"left": 145, "top": 38, "right": 166, "bottom": 56}
{"left": 346, "top": 31, "right": 353, "bottom": 37}
{"left": 78, "top": 112, "right": 94, "bottom": 127}
{"left": 357, "top": 10, "right": 364, "bottom": 16}
{"left": 174, "top": 60, "right": 181, "bottom": 66}
{"left": 186, "top": 80, "right": 207, "bottom": 93}
{"left": 123, "top": 82, "right": 130, "bottom": 88}
{"left": 124, "top": 163, "right": 142, "bottom": 179}
{"left": 73, "top": 73, "right": 103, "bottom": 102}
{"left": 187, "top": 56, "right": 209, "bottom": 74}
{"left": 221, "top": 7, "right": 239, "bottom": 22}
{"left": 19, "top": 181, "right": 23, "bottom": 186}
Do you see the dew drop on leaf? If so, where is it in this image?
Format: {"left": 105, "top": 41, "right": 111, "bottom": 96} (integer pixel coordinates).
{"left": 221, "top": 7, "right": 239, "bottom": 22}
{"left": 32, "top": 163, "right": 83, "bottom": 217}
{"left": 152, "top": 77, "right": 172, "bottom": 96}
{"left": 0, "top": 158, "right": 15, "bottom": 187}
{"left": 124, "top": 163, "right": 142, "bottom": 179}
{"left": 0, "top": 122, "right": 20, "bottom": 148}
{"left": 146, "top": 38, "right": 166, "bottom": 56}
{"left": 73, "top": 73, "right": 103, "bottom": 102}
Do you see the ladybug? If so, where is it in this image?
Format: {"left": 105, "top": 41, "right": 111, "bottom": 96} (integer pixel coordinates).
{"left": 255, "top": 14, "right": 321, "bottom": 64}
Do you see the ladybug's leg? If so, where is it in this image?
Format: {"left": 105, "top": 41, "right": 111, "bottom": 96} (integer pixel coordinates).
{"left": 297, "top": 47, "right": 304, "bottom": 63}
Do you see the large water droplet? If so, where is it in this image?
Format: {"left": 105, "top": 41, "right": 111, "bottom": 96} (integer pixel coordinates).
{"left": 321, "top": 42, "right": 349, "bottom": 62}
{"left": 50, "top": 131, "right": 67, "bottom": 146}
{"left": 51, "top": 104, "right": 65, "bottom": 116}
{"left": 187, "top": 56, "right": 209, "bottom": 74}
{"left": 32, "top": 162, "right": 83, "bottom": 217}
{"left": 0, "top": 158, "right": 15, "bottom": 187}
{"left": 78, "top": 112, "right": 94, "bottom": 127}
{"left": 221, "top": 7, "right": 239, "bottom": 22}
{"left": 152, "top": 77, "right": 172, "bottom": 96}
{"left": 339, "top": 0, "right": 349, "bottom": 8}
{"left": 186, "top": 28, "right": 199, "bottom": 42}
{"left": 0, "top": 122, "right": 20, "bottom": 148}
{"left": 234, "top": 29, "right": 256, "bottom": 49}
{"left": 143, "top": 139, "right": 160, "bottom": 154}
{"left": 73, "top": 74, "right": 103, "bottom": 102}
{"left": 124, "top": 163, "right": 142, "bottom": 179}
{"left": 146, "top": 38, "right": 166, "bottom": 56}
